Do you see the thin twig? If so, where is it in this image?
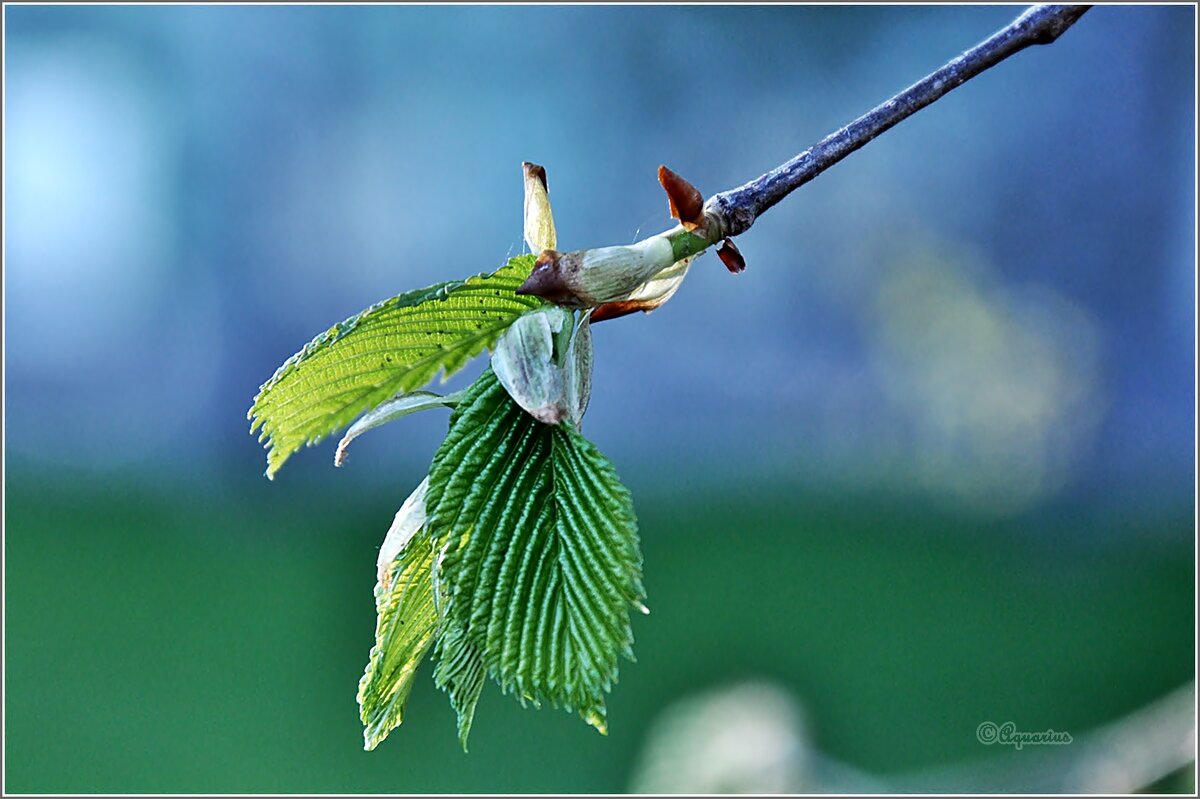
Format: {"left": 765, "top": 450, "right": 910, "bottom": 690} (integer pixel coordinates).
{"left": 710, "top": 4, "right": 1092, "bottom": 237}
{"left": 517, "top": 4, "right": 1092, "bottom": 313}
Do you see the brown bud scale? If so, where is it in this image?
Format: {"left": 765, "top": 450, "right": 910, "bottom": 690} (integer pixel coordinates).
{"left": 591, "top": 301, "right": 653, "bottom": 323}
{"left": 658, "top": 165, "right": 704, "bottom": 226}
{"left": 717, "top": 238, "right": 746, "bottom": 274}
{"left": 522, "top": 161, "right": 548, "bottom": 191}
{"left": 516, "top": 250, "right": 585, "bottom": 306}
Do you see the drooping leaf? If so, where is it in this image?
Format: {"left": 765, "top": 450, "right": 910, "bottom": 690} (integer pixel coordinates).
{"left": 432, "top": 621, "right": 487, "bottom": 751}
{"left": 335, "top": 392, "right": 463, "bottom": 467}
{"left": 249, "top": 255, "right": 544, "bottom": 478}
{"left": 424, "top": 369, "right": 644, "bottom": 732}
{"left": 357, "top": 527, "right": 438, "bottom": 751}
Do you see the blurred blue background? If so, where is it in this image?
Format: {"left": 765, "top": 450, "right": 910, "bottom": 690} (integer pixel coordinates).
{"left": 4, "top": 4, "right": 1195, "bottom": 793}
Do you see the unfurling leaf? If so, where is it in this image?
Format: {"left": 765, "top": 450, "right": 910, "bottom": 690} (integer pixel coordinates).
{"left": 336, "top": 392, "right": 462, "bottom": 467}
{"left": 248, "top": 255, "right": 545, "bottom": 478}
{"left": 562, "top": 316, "right": 592, "bottom": 424}
{"left": 424, "top": 369, "right": 644, "bottom": 732}
{"left": 490, "top": 307, "right": 592, "bottom": 426}
{"left": 375, "top": 477, "right": 430, "bottom": 588}
{"left": 357, "top": 527, "right": 438, "bottom": 751}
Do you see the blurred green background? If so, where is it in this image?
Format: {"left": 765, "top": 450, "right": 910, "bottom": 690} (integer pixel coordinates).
{"left": 7, "top": 470, "right": 1190, "bottom": 787}
{"left": 4, "top": 3, "right": 1195, "bottom": 794}
{"left": 5, "top": 470, "right": 1193, "bottom": 792}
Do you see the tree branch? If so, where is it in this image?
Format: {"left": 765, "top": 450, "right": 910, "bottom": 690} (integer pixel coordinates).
{"left": 517, "top": 4, "right": 1091, "bottom": 312}
{"left": 709, "top": 4, "right": 1092, "bottom": 237}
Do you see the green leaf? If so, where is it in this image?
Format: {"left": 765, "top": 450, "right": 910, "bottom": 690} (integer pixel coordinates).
{"left": 249, "top": 255, "right": 543, "bottom": 478}
{"left": 432, "top": 621, "right": 486, "bottom": 751}
{"left": 357, "top": 528, "right": 438, "bottom": 751}
{"left": 425, "top": 369, "right": 644, "bottom": 732}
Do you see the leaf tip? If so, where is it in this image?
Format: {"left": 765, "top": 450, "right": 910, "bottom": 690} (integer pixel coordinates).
{"left": 522, "top": 160, "right": 548, "bottom": 191}
{"left": 582, "top": 706, "right": 608, "bottom": 736}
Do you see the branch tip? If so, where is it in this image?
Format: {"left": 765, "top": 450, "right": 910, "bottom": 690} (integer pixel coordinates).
{"left": 707, "top": 4, "right": 1091, "bottom": 236}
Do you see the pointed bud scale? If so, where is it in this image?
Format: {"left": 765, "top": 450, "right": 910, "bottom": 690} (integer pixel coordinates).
{"left": 516, "top": 250, "right": 580, "bottom": 305}
{"left": 716, "top": 238, "right": 746, "bottom": 273}
{"left": 590, "top": 301, "right": 645, "bottom": 323}
{"left": 658, "top": 165, "right": 705, "bottom": 231}
{"left": 523, "top": 161, "right": 557, "bottom": 253}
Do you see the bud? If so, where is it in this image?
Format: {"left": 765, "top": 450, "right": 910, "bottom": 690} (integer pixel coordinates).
{"left": 491, "top": 307, "right": 592, "bottom": 426}
{"left": 516, "top": 236, "right": 677, "bottom": 307}
{"left": 377, "top": 477, "right": 429, "bottom": 589}
{"left": 590, "top": 255, "right": 696, "bottom": 322}
{"left": 523, "top": 161, "right": 557, "bottom": 253}
{"left": 618, "top": 254, "right": 696, "bottom": 308}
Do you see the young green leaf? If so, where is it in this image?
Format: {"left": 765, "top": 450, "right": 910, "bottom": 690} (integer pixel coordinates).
{"left": 424, "top": 369, "right": 644, "bottom": 732}
{"left": 249, "top": 255, "right": 544, "bottom": 478}
{"left": 357, "top": 527, "right": 438, "bottom": 752}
